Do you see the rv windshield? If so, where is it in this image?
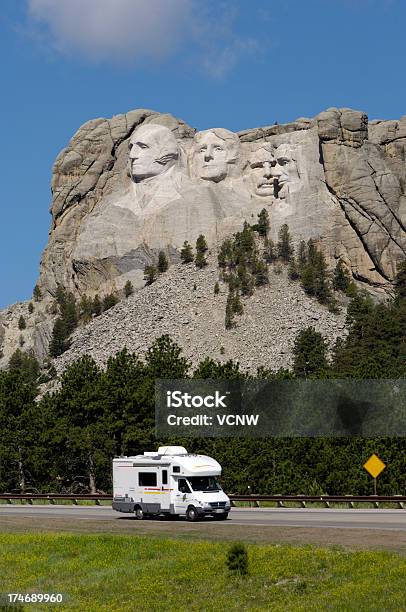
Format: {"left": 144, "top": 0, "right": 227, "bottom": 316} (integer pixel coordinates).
{"left": 187, "top": 477, "right": 222, "bottom": 492}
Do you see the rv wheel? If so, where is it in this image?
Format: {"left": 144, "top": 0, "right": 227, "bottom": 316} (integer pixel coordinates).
{"left": 186, "top": 506, "right": 199, "bottom": 522}
{"left": 134, "top": 506, "right": 144, "bottom": 520}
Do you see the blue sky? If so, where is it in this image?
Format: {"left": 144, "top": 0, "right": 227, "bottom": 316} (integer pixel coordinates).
{"left": 1, "top": 0, "right": 405, "bottom": 308}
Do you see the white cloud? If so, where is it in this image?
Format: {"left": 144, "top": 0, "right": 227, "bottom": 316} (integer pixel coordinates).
{"left": 28, "top": 0, "right": 195, "bottom": 63}
{"left": 26, "top": 0, "right": 259, "bottom": 77}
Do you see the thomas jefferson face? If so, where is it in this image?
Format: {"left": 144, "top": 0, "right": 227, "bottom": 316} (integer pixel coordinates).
{"left": 129, "top": 125, "right": 179, "bottom": 182}
{"left": 193, "top": 129, "right": 240, "bottom": 182}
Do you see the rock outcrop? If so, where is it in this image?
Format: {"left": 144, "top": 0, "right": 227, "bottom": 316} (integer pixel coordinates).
{"left": 54, "top": 257, "right": 348, "bottom": 375}
{"left": 1, "top": 107, "right": 405, "bottom": 367}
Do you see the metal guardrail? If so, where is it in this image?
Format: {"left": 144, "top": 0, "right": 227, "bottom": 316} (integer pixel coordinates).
{"left": 0, "top": 493, "right": 405, "bottom": 508}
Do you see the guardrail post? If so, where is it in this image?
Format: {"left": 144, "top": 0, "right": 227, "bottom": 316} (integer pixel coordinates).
{"left": 373, "top": 501, "right": 379, "bottom": 509}
{"left": 300, "top": 501, "right": 306, "bottom": 508}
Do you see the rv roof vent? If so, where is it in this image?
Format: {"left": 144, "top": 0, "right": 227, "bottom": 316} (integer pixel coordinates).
{"left": 158, "top": 446, "right": 188, "bottom": 456}
{"left": 144, "top": 452, "right": 159, "bottom": 457}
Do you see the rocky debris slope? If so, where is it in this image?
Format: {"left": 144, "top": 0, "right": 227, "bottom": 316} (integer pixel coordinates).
{"left": 54, "top": 257, "right": 347, "bottom": 375}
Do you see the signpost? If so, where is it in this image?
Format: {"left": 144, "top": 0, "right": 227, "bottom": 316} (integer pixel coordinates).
{"left": 363, "top": 454, "right": 386, "bottom": 495}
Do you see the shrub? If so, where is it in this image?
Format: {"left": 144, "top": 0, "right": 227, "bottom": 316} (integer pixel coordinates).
{"left": 214, "top": 282, "right": 220, "bottom": 295}
{"left": 124, "top": 280, "right": 134, "bottom": 298}
{"left": 103, "top": 293, "right": 119, "bottom": 311}
{"left": 18, "top": 316, "right": 26, "bottom": 330}
{"left": 226, "top": 543, "right": 249, "bottom": 575}
{"left": 180, "top": 241, "right": 194, "bottom": 264}
{"left": 28, "top": 302, "right": 34, "bottom": 314}
{"left": 158, "top": 251, "right": 169, "bottom": 273}
{"left": 144, "top": 264, "right": 157, "bottom": 285}
{"left": 33, "top": 284, "right": 42, "bottom": 302}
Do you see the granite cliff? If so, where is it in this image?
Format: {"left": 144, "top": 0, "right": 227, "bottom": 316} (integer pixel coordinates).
{"left": 0, "top": 107, "right": 404, "bottom": 367}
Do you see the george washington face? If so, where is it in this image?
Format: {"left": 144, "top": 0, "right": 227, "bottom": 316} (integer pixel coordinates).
{"left": 129, "top": 124, "right": 179, "bottom": 182}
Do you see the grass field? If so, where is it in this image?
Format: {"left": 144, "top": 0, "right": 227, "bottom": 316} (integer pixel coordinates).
{"left": 1, "top": 533, "right": 405, "bottom": 611}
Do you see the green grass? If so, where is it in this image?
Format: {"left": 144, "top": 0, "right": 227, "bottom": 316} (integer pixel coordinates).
{"left": 1, "top": 534, "right": 405, "bottom": 611}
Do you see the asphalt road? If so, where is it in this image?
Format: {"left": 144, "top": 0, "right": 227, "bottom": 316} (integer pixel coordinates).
{"left": 1, "top": 506, "right": 405, "bottom": 531}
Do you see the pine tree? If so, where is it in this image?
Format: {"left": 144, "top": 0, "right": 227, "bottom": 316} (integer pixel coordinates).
{"left": 263, "top": 238, "right": 277, "bottom": 264}
{"left": 237, "top": 264, "right": 254, "bottom": 296}
{"left": 49, "top": 318, "right": 70, "bottom": 358}
{"left": 277, "top": 224, "right": 294, "bottom": 262}
{"left": 252, "top": 257, "right": 269, "bottom": 286}
{"left": 157, "top": 251, "right": 169, "bottom": 273}
{"left": 288, "top": 257, "right": 300, "bottom": 280}
{"left": 18, "top": 316, "right": 26, "bottom": 331}
{"left": 180, "top": 241, "right": 194, "bottom": 264}
{"left": 333, "top": 261, "right": 351, "bottom": 292}
{"left": 293, "top": 327, "right": 328, "bottom": 377}
{"left": 28, "top": 302, "right": 34, "bottom": 315}
{"left": 8, "top": 349, "right": 40, "bottom": 384}
{"left": 33, "top": 284, "right": 42, "bottom": 302}
{"left": 301, "top": 263, "right": 315, "bottom": 295}
{"left": 394, "top": 259, "right": 406, "bottom": 301}
{"left": 144, "top": 264, "right": 157, "bottom": 285}
{"left": 196, "top": 234, "right": 208, "bottom": 253}
{"left": 313, "top": 251, "right": 332, "bottom": 304}
{"left": 257, "top": 208, "right": 270, "bottom": 237}
{"left": 195, "top": 251, "right": 207, "bottom": 268}
{"left": 124, "top": 280, "right": 134, "bottom": 298}
{"left": 231, "top": 291, "right": 243, "bottom": 315}
{"left": 297, "top": 240, "right": 307, "bottom": 267}
{"left": 225, "top": 293, "right": 235, "bottom": 329}
{"left": 218, "top": 239, "right": 233, "bottom": 268}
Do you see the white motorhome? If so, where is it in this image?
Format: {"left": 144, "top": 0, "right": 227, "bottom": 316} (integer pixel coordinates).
{"left": 112, "top": 446, "right": 230, "bottom": 521}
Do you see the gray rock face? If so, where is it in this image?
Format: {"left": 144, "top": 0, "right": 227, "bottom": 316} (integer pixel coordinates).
{"left": 37, "top": 106, "right": 405, "bottom": 301}
{"left": 1, "top": 107, "right": 405, "bottom": 367}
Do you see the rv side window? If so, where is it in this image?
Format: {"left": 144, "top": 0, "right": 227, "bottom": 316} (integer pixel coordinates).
{"left": 173, "top": 466, "right": 180, "bottom": 473}
{"left": 162, "top": 470, "right": 168, "bottom": 485}
{"left": 138, "top": 472, "right": 157, "bottom": 487}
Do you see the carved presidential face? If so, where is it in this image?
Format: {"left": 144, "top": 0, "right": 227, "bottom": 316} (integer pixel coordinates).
{"left": 270, "top": 144, "right": 299, "bottom": 199}
{"left": 247, "top": 144, "right": 299, "bottom": 198}
{"left": 192, "top": 129, "right": 240, "bottom": 182}
{"left": 129, "top": 125, "right": 179, "bottom": 182}
{"left": 248, "top": 147, "right": 276, "bottom": 197}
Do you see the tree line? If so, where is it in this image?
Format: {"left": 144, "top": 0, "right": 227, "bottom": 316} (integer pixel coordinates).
{"left": 1, "top": 268, "right": 404, "bottom": 496}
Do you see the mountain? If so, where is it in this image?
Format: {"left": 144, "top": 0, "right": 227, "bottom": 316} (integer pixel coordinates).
{"left": 0, "top": 107, "right": 404, "bottom": 368}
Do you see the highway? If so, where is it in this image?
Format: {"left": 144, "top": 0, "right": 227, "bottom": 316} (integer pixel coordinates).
{"left": 1, "top": 505, "right": 405, "bottom": 531}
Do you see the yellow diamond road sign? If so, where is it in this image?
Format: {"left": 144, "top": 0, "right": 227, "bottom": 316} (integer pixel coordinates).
{"left": 363, "top": 454, "right": 386, "bottom": 478}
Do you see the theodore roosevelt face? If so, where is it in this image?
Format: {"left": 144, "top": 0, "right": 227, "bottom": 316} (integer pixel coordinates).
{"left": 193, "top": 129, "right": 240, "bottom": 182}
{"left": 248, "top": 147, "right": 276, "bottom": 197}
{"left": 129, "top": 124, "right": 179, "bottom": 182}
{"left": 248, "top": 144, "right": 299, "bottom": 198}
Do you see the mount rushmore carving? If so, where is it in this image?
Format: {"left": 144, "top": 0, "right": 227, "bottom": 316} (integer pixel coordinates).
{"left": 37, "top": 107, "right": 405, "bottom": 299}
